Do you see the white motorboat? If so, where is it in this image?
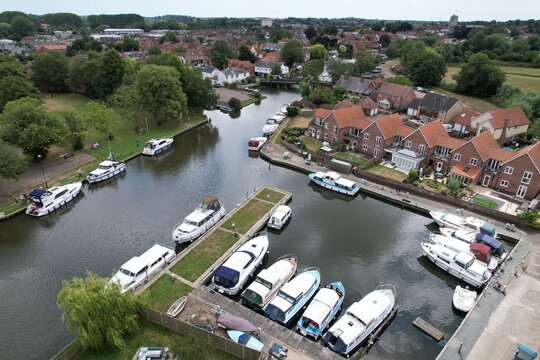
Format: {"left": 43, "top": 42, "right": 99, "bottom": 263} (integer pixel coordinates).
{"left": 267, "top": 205, "right": 292, "bottom": 230}
{"left": 109, "top": 244, "right": 175, "bottom": 293}
{"left": 430, "top": 233, "right": 498, "bottom": 271}
{"left": 421, "top": 242, "right": 491, "bottom": 288}
{"left": 308, "top": 171, "right": 360, "bottom": 196}
{"left": 212, "top": 234, "right": 269, "bottom": 296}
{"left": 323, "top": 285, "right": 396, "bottom": 356}
{"left": 280, "top": 104, "right": 289, "bottom": 114}
{"left": 166, "top": 296, "right": 187, "bottom": 317}
{"left": 262, "top": 119, "right": 278, "bottom": 135}
{"left": 248, "top": 137, "right": 268, "bottom": 151}
{"left": 241, "top": 254, "right": 297, "bottom": 310}
{"left": 142, "top": 138, "right": 173, "bottom": 156}
{"left": 86, "top": 160, "right": 126, "bottom": 184}
{"left": 439, "top": 228, "right": 477, "bottom": 244}
{"left": 453, "top": 286, "right": 477, "bottom": 312}
{"left": 429, "top": 210, "right": 497, "bottom": 237}
{"left": 264, "top": 267, "right": 321, "bottom": 326}
{"left": 272, "top": 112, "right": 286, "bottom": 124}
{"left": 26, "top": 182, "right": 83, "bottom": 217}
{"left": 172, "top": 197, "right": 226, "bottom": 244}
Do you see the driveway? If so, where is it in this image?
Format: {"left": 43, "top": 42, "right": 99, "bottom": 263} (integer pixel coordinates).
{"left": 215, "top": 87, "right": 251, "bottom": 105}
{"left": 380, "top": 59, "right": 399, "bottom": 79}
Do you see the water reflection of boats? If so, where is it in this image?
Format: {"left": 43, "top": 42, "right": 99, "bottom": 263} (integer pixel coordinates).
{"left": 307, "top": 182, "right": 355, "bottom": 202}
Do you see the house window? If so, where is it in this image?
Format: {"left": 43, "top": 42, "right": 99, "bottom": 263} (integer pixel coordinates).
{"left": 362, "top": 144, "right": 368, "bottom": 151}
{"left": 314, "top": 117, "right": 322, "bottom": 126}
{"left": 375, "top": 136, "right": 382, "bottom": 146}
{"left": 418, "top": 144, "right": 426, "bottom": 155}
{"left": 504, "top": 166, "right": 514, "bottom": 175}
{"left": 324, "top": 123, "right": 328, "bottom": 129}
{"left": 454, "top": 153, "right": 461, "bottom": 161}
{"left": 405, "top": 140, "right": 412, "bottom": 148}
{"left": 396, "top": 135, "right": 403, "bottom": 145}
{"left": 522, "top": 171, "right": 533, "bottom": 184}
{"left": 500, "top": 180, "right": 509, "bottom": 188}
{"left": 324, "top": 134, "right": 328, "bottom": 139}
{"left": 469, "top": 158, "right": 478, "bottom": 166}
{"left": 364, "top": 133, "right": 370, "bottom": 140}
{"left": 333, "top": 126, "right": 338, "bottom": 135}
{"left": 374, "top": 148, "right": 380, "bottom": 157}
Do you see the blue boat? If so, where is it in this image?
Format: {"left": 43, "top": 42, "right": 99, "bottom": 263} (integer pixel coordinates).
{"left": 264, "top": 267, "right": 321, "bottom": 326}
{"left": 308, "top": 171, "right": 360, "bottom": 196}
{"left": 227, "top": 330, "right": 264, "bottom": 352}
{"left": 296, "top": 281, "right": 345, "bottom": 340}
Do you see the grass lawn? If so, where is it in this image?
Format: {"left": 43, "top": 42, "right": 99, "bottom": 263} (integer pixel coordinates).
{"left": 145, "top": 274, "right": 193, "bottom": 313}
{"left": 332, "top": 152, "right": 366, "bottom": 166}
{"left": 301, "top": 136, "right": 322, "bottom": 153}
{"left": 222, "top": 199, "right": 274, "bottom": 234}
{"left": 0, "top": 200, "right": 26, "bottom": 217}
{"left": 473, "top": 196, "right": 500, "bottom": 209}
{"left": 255, "top": 188, "right": 286, "bottom": 203}
{"left": 72, "top": 320, "right": 236, "bottom": 360}
{"left": 42, "top": 93, "right": 93, "bottom": 112}
{"left": 240, "top": 96, "right": 265, "bottom": 108}
{"left": 417, "top": 179, "right": 448, "bottom": 193}
{"left": 170, "top": 229, "right": 238, "bottom": 282}
{"left": 367, "top": 165, "right": 407, "bottom": 181}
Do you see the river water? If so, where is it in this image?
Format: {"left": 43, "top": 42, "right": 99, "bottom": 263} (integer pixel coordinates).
{"left": 0, "top": 90, "right": 464, "bottom": 359}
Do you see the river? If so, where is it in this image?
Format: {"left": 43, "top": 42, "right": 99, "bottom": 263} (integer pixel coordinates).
{"left": 0, "top": 90, "right": 464, "bottom": 359}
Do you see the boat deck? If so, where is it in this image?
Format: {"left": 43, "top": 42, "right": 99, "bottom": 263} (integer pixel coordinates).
{"left": 193, "top": 286, "right": 343, "bottom": 360}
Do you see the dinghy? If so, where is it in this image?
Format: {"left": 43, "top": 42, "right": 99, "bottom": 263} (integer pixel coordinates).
{"left": 452, "top": 286, "right": 477, "bottom": 312}
{"left": 166, "top": 296, "right": 187, "bottom": 317}
{"left": 227, "top": 330, "right": 264, "bottom": 352}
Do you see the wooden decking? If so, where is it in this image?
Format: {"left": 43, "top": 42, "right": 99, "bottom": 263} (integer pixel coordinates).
{"left": 193, "top": 286, "right": 343, "bottom": 360}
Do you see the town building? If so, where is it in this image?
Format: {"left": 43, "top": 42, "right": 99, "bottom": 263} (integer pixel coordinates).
{"left": 254, "top": 61, "right": 289, "bottom": 76}
{"left": 202, "top": 65, "right": 250, "bottom": 85}
{"left": 449, "top": 14, "right": 459, "bottom": 28}
{"left": 261, "top": 18, "right": 273, "bottom": 27}
{"left": 495, "top": 142, "right": 540, "bottom": 199}
{"left": 407, "top": 92, "right": 464, "bottom": 124}
{"left": 334, "top": 74, "right": 376, "bottom": 97}
{"left": 360, "top": 114, "right": 414, "bottom": 160}
{"left": 471, "top": 107, "right": 531, "bottom": 143}
{"left": 372, "top": 82, "right": 416, "bottom": 110}
{"left": 103, "top": 28, "right": 144, "bottom": 36}
{"left": 308, "top": 105, "right": 370, "bottom": 147}
{"left": 0, "top": 39, "right": 16, "bottom": 53}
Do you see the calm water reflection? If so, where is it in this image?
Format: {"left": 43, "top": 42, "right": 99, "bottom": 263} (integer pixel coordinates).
{"left": 0, "top": 90, "right": 463, "bottom": 359}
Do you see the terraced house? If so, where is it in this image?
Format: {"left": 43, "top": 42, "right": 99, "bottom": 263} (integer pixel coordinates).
{"left": 308, "top": 105, "right": 370, "bottom": 147}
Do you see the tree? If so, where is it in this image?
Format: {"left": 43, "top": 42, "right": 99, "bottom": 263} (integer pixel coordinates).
{"left": 527, "top": 120, "right": 540, "bottom": 139}
{"left": 455, "top": 53, "right": 505, "bottom": 97}
{"left": 211, "top": 40, "right": 232, "bottom": 70}
{"left": 269, "top": 26, "right": 291, "bottom": 42}
{"left": 407, "top": 169, "right": 419, "bottom": 182}
{"left": 280, "top": 40, "right": 304, "bottom": 68}
{"left": 56, "top": 110, "right": 86, "bottom": 150}
{"left": 80, "top": 102, "right": 117, "bottom": 140}
{"left": 495, "top": 84, "right": 521, "bottom": 102}
{"left": 327, "top": 60, "right": 356, "bottom": 83}
{"left": 0, "top": 75, "right": 40, "bottom": 109}
{"left": 10, "top": 15, "right": 35, "bottom": 38}
{"left": 388, "top": 75, "right": 412, "bottom": 86}
{"left": 300, "top": 81, "right": 311, "bottom": 98}
{"left": 305, "top": 26, "right": 317, "bottom": 40}
{"left": 228, "top": 97, "right": 241, "bottom": 111}
{"left": 57, "top": 272, "right": 147, "bottom": 350}
{"left": 355, "top": 51, "right": 377, "bottom": 74}
{"left": 31, "top": 51, "right": 69, "bottom": 92}
{"left": 447, "top": 178, "right": 461, "bottom": 198}
{"left": 333, "top": 85, "right": 347, "bottom": 100}
{"left": 300, "top": 59, "right": 324, "bottom": 81}
{"left": 177, "top": 22, "right": 188, "bottom": 30}
{"left": 67, "top": 52, "right": 100, "bottom": 97}
{"left": 92, "top": 49, "right": 126, "bottom": 98}
{"left": 181, "top": 68, "right": 218, "bottom": 109}
{"left": 238, "top": 45, "right": 257, "bottom": 63}
{"left": 0, "top": 141, "right": 26, "bottom": 180}
{"left": 379, "top": 34, "right": 391, "bottom": 48}
{"left": 309, "top": 44, "right": 327, "bottom": 60}
{"left": 107, "top": 85, "right": 140, "bottom": 122}
{"left": 309, "top": 87, "right": 337, "bottom": 105}
{"left": 143, "top": 53, "right": 186, "bottom": 77}
{"left": 0, "top": 57, "right": 25, "bottom": 80}
{"left": 406, "top": 48, "right": 446, "bottom": 86}
{"left": 135, "top": 65, "right": 188, "bottom": 124}
{"left": 271, "top": 64, "right": 282, "bottom": 76}
{"left": 0, "top": 97, "right": 67, "bottom": 159}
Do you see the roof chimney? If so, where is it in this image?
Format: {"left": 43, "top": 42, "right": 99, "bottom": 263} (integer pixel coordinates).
{"left": 499, "top": 115, "right": 510, "bottom": 144}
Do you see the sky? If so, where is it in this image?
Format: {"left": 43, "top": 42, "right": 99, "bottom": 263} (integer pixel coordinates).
{"left": 0, "top": 0, "right": 539, "bottom": 21}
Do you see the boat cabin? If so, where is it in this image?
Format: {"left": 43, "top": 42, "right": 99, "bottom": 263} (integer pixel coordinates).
{"left": 28, "top": 189, "right": 52, "bottom": 207}
{"left": 454, "top": 252, "right": 475, "bottom": 270}
{"left": 98, "top": 160, "right": 118, "bottom": 170}
{"left": 213, "top": 251, "right": 256, "bottom": 289}
{"left": 266, "top": 118, "right": 277, "bottom": 125}
{"left": 475, "top": 234, "right": 505, "bottom": 257}
{"left": 479, "top": 224, "right": 497, "bottom": 237}
{"left": 198, "top": 196, "right": 221, "bottom": 212}
{"left": 248, "top": 139, "right": 261, "bottom": 147}
{"left": 470, "top": 243, "right": 492, "bottom": 265}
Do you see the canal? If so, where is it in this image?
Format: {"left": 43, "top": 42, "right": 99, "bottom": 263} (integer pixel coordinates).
{"left": 0, "top": 90, "right": 464, "bottom": 359}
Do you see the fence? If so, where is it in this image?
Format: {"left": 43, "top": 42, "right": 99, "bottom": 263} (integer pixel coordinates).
{"left": 141, "top": 308, "right": 261, "bottom": 360}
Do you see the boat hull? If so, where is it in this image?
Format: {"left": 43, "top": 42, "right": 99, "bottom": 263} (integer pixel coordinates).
{"left": 166, "top": 296, "right": 187, "bottom": 317}
{"left": 453, "top": 286, "right": 477, "bottom": 312}
{"left": 308, "top": 174, "right": 359, "bottom": 196}
{"left": 227, "top": 330, "right": 264, "bottom": 352}
{"left": 173, "top": 207, "right": 226, "bottom": 244}
{"left": 142, "top": 139, "right": 174, "bottom": 156}
{"left": 26, "top": 183, "right": 83, "bottom": 217}
{"left": 86, "top": 164, "right": 126, "bottom": 184}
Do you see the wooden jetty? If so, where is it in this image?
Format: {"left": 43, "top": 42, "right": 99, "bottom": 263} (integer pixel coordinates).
{"left": 413, "top": 317, "right": 445, "bottom": 341}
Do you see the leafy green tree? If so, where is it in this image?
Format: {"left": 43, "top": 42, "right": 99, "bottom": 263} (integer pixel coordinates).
{"left": 107, "top": 85, "right": 140, "bottom": 122}
{"left": 0, "top": 140, "right": 26, "bottom": 180}
{"left": 528, "top": 35, "right": 540, "bottom": 51}
{"left": 211, "top": 40, "right": 232, "bottom": 69}
{"left": 379, "top": 34, "right": 391, "bottom": 47}
{"left": 408, "top": 169, "right": 419, "bottom": 182}
{"left": 455, "top": 53, "right": 505, "bottom": 97}
{"left": 0, "top": 57, "right": 25, "bottom": 80}
{"left": 92, "top": 49, "right": 126, "bottom": 98}
{"left": 309, "top": 87, "right": 337, "bottom": 105}
{"left": 406, "top": 48, "right": 446, "bottom": 86}
{"left": 120, "top": 37, "right": 139, "bottom": 51}
{"left": 228, "top": 97, "right": 241, "bottom": 111}
{"left": 327, "top": 60, "right": 356, "bottom": 83}
{"left": 300, "top": 81, "right": 311, "bottom": 98}
{"left": 147, "top": 46, "right": 162, "bottom": 56}
{"left": 0, "top": 97, "right": 67, "bottom": 159}
{"left": 355, "top": 51, "right": 378, "bottom": 74}
{"left": 447, "top": 178, "right": 461, "bottom": 198}
{"left": 42, "top": 13, "right": 83, "bottom": 30}
{"left": 388, "top": 75, "right": 412, "bottom": 86}
{"left": 143, "top": 53, "right": 186, "bottom": 77}
{"left": 280, "top": 40, "right": 304, "bottom": 68}
{"left": 503, "top": 92, "right": 540, "bottom": 120}
{"left": 333, "top": 85, "right": 347, "bottom": 100}
{"left": 496, "top": 84, "right": 521, "bottom": 102}
{"left": 56, "top": 110, "right": 86, "bottom": 150}
{"left": 0, "top": 22, "right": 13, "bottom": 40}
{"left": 135, "top": 65, "right": 188, "bottom": 124}
{"left": 67, "top": 52, "right": 100, "bottom": 96}
{"left": 309, "top": 44, "right": 327, "bottom": 60}
{"left": 160, "top": 31, "right": 177, "bottom": 43}
{"left": 286, "top": 106, "right": 299, "bottom": 117}
{"left": 0, "top": 75, "right": 40, "bottom": 109}
{"left": 57, "top": 272, "right": 147, "bottom": 350}
{"left": 300, "top": 59, "right": 324, "bottom": 81}
{"left": 238, "top": 45, "right": 257, "bottom": 63}
{"left": 305, "top": 26, "right": 317, "bottom": 40}
{"left": 181, "top": 69, "right": 217, "bottom": 109}
{"left": 271, "top": 64, "right": 282, "bottom": 76}
{"left": 177, "top": 22, "right": 188, "bottom": 30}
{"left": 269, "top": 26, "right": 291, "bottom": 42}
{"left": 10, "top": 15, "right": 35, "bottom": 38}
{"left": 527, "top": 120, "right": 540, "bottom": 139}
{"left": 31, "top": 51, "right": 69, "bottom": 92}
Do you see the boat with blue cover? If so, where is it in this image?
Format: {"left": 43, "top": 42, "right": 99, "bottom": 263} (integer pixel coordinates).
{"left": 227, "top": 330, "right": 264, "bottom": 352}
{"left": 26, "top": 182, "right": 83, "bottom": 217}
{"left": 264, "top": 267, "right": 321, "bottom": 326}
{"left": 308, "top": 171, "right": 360, "bottom": 196}
{"left": 296, "top": 281, "right": 345, "bottom": 340}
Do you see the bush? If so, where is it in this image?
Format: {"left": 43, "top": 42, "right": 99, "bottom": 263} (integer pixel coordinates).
{"left": 447, "top": 178, "right": 461, "bottom": 198}
{"left": 408, "top": 169, "right": 420, "bottom": 182}
{"left": 228, "top": 97, "right": 241, "bottom": 110}
{"left": 71, "top": 133, "right": 84, "bottom": 150}
{"left": 286, "top": 106, "right": 299, "bottom": 117}
{"left": 254, "top": 91, "right": 262, "bottom": 99}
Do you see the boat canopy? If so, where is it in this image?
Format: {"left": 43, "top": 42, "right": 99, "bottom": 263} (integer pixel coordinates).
{"left": 238, "top": 333, "right": 253, "bottom": 346}
{"left": 200, "top": 196, "right": 221, "bottom": 211}
{"left": 29, "top": 189, "right": 48, "bottom": 198}
{"left": 475, "top": 234, "right": 504, "bottom": 256}
{"left": 213, "top": 266, "right": 240, "bottom": 288}
{"left": 480, "top": 224, "right": 496, "bottom": 237}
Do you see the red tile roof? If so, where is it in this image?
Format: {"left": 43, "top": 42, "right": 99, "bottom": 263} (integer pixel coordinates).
{"left": 454, "top": 130, "right": 501, "bottom": 162}
{"left": 377, "top": 82, "right": 413, "bottom": 97}
{"left": 372, "top": 114, "right": 412, "bottom": 139}
{"left": 360, "top": 96, "right": 378, "bottom": 110}
{"left": 314, "top": 108, "right": 332, "bottom": 119}
{"left": 488, "top": 148, "right": 513, "bottom": 162}
{"left": 37, "top": 44, "right": 67, "bottom": 51}
{"left": 331, "top": 106, "right": 369, "bottom": 129}
{"left": 485, "top": 107, "right": 530, "bottom": 129}
{"left": 334, "top": 99, "right": 355, "bottom": 109}
{"left": 453, "top": 108, "right": 481, "bottom": 127}
{"left": 502, "top": 141, "right": 540, "bottom": 173}
{"left": 450, "top": 162, "right": 482, "bottom": 180}
{"left": 414, "top": 120, "right": 448, "bottom": 147}
{"left": 435, "top": 135, "right": 465, "bottom": 149}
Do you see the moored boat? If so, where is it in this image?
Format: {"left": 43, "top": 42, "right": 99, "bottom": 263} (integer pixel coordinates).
{"left": 166, "top": 296, "right": 187, "bottom": 317}
{"left": 264, "top": 267, "right": 321, "bottom": 326}
{"left": 262, "top": 119, "right": 278, "bottom": 135}
{"left": 475, "top": 233, "right": 507, "bottom": 260}
{"left": 272, "top": 112, "right": 286, "bottom": 124}
{"left": 241, "top": 254, "right": 297, "bottom": 310}
{"left": 26, "top": 182, "right": 83, "bottom": 217}
{"left": 421, "top": 242, "right": 491, "bottom": 288}
{"left": 142, "top": 138, "right": 173, "bottom": 156}
{"left": 452, "top": 285, "right": 477, "bottom": 312}
{"left": 323, "top": 285, "right": 396, "bottom": 356}
{"left": 227, "top": 330, "right": 264, "bottom": 352}
{"left": 429, "top": 233, "right": 498, "bottom": 271}
{"left": 248, "top": 137, "right": 268, "bottom": 151}
{"left": 308, "top": 171, "right": 360, "bottom": 196}
{"left": 172, "top": 197, "right": 226, "bottom": 244}
{"left": 280, "top": 104, "right": 289, "bottom": 114}
{"left": 439, "top": 227, "right": 477, "bottom": 244}
{"left": 211, "top": 234, "right": 269, "bottom": 295}
{"left": 296, "top": 281, "right": 345, "bottom": 340}
{"left": 429, "top": 210, "right": 497, "bottom": 237}
{"left": 86, "top": 160, "right": 126, "bottom": 184}
{"left": 267, "top": 205, "right": 292, "bottom": 230}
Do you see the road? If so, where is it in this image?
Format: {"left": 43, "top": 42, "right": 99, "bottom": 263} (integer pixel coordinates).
{"left": 380, "top": 59, "right": 399, "bottom": 79}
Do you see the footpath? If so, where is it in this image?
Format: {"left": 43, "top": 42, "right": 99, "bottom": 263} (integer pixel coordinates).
{"left": 260, "top": 141, "right": 540, "bottom": 360}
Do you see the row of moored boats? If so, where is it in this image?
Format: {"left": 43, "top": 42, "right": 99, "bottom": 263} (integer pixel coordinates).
{"left": 247, "top": 104, "right": 289, "bottom": 152}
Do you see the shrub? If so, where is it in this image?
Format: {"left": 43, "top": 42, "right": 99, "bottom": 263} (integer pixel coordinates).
{"left": 447, "top": 178, "right": 461, "bottom": 198}
{"left": 286, "top": 106, "right": 299, "bottom": 117}
{"left": 254, "top": 91, "right": 262, "bottom": 99}
{"left": 408, "top": 169, "right": 420, "bottom": 182}
{"left": 228, "top": 97, "right": 241, "bottom": 110}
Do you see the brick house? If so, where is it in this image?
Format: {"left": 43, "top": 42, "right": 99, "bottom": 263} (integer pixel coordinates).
{"left": 406, "top": 92, "right": 464, "bottom": 124}
{"left": 308, "top": 105, "right": 370, "bottom": 146}
{"left": 359, "top": 114, "right": 414, "bottom": 159}
{"left": 228, "top": 59, "right": 255, "bottom": 75}
{"left": 494, "top": 142, "right": 540, "bottom": 199}
{"left": 452, "top": 108, "right": 481, "bottom": 134}
{"left": 372, "top": 82, "right": 416, "bottom": 110}
{"left": 334, "top": 74, "right": 376, "bottom": 97}
{"left": 360, "top": 97, "right": 379, "bottom": 116}
{"left": 471, "top": 107, "right": 531, "bottom": 144}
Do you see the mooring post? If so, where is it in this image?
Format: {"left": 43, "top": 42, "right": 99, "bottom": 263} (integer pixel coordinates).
{"left": 458, "top": 341, "right": 463, "bottom": 353}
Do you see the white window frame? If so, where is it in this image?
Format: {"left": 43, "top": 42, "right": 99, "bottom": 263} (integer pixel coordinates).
{"left": 521, "top": 171, "right": 533, "bottom": 184}
{"left": 333, "top": 125, "right": 338, "bottom": 135}
{"left": 374, "top": 148, "right": 380, "bottom": 157}
{"left": 499, "top": 180, "right": 509, "bottom": 188}
{"left": 418, "top": 144, "right": 426, "bottom": 155}
{"left": 516, "top": 185, "right": 527, "bottom": 198}
{"left": 469, "top": 158, "right": 478, "bottom": 166}
{"left": 405, "top": 140, "right": 412, "bottom": 148}
{"left": 375, "top": 136, "right": 382, "bottom": 146}
{"left": 364, "top": 133, "right": 370, "bottom": 140}
{"left": 324, "top": 123, "right": 328, "bottom": 129}
{"left": 453, "top": 153, "right": 461, "bottom": 161}
{"left": 504, "top": 166, "right": 514, "bottom": 175}
{"left": 362, "top": 144, "right": 368, "bottom": 151}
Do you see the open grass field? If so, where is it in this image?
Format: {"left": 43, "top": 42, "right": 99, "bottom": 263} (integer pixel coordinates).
{"left": 222, "top": 198, "right": 274, "bottom": 234}
{"left": 444, "top": 66, "right": 540, "bottom": 93}
{"left": 145, "top": 274, "right": 193, "bottom": 312}
{"left": 72, "top": 320, "right": 236, "bottom": 360}
{"left": 170, "top": 229, "right": 238, "bottom": 282}
{"left": 42, "top": 93, "right": 92, "bottom": 111}
{"left": 255, "top": 188, "right": 286, "bottom": 203}
{"left": 431, "top": 86, "right": 499, "bottom": 113}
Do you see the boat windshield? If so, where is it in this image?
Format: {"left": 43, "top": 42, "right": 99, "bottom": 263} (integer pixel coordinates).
{"left": 183, "top": 219, "right": 199, "bottom": 226}
{"left": 99, "top": 165, "right": 111, "bottom": 170}
{"left": 119, "top": 268, "right": 135, "bottom": 277}
{"left": 265, "top": 304, "right": 286, "bottom": 323}
{"left": 242, "top": 289, "right": 263, "bottom": 306}
{"left": 255, "top": 276, "right": 273, "bottom": 290}
{"left": 145, "top": 143, "right": 155, "bottom": 149}
{"left": 299, "top": 317, "right": 319, "bottom": 330}
{"left": 278, "top": 290, "right": 296, "bottom": 305}
{"left": 348, "top": 311, "right": 368, "bottom": 327}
